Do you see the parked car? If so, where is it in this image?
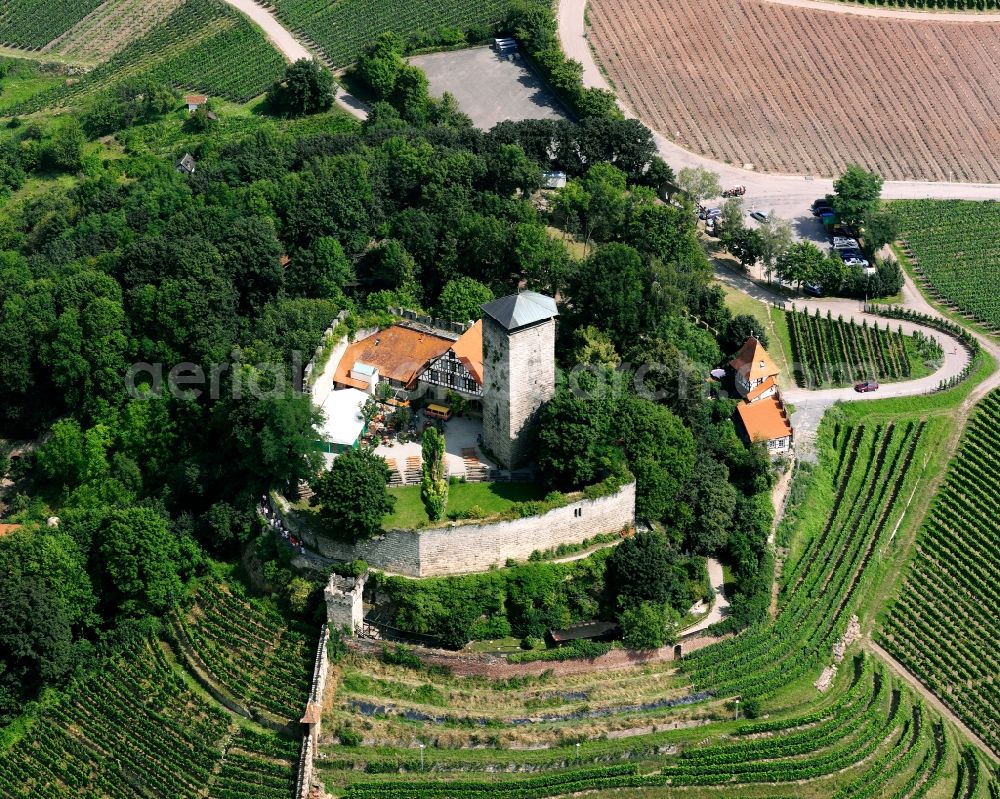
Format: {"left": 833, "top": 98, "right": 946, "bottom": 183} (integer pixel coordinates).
{"left": 803, "top": 282, "right": 823, "bottom": 297}
{"left": 812, "top": 204, "right": 834, "bottom": 217}
{"left": 832, "top": 237, "right": 861, "bottom": 250}
{"left": 854, "top": 380, "right": 879, "bottom": 393}
{"left": 837, "top": 250, "right": 870, "bottom": 268}
{"left": 749, "top": 210, "right": 769, "bottom": 223}
{"left": 811, "top": 197, "right": 832, "bottom": 211}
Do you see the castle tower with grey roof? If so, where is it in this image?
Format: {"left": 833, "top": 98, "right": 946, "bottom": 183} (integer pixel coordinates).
{"left": 480, "top": 291, "right": 558, "bottom": 469}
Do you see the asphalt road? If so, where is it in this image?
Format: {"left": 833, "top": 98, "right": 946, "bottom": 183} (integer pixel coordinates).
{"left": 712, "top": 263, "right": 974, "bottom": 459}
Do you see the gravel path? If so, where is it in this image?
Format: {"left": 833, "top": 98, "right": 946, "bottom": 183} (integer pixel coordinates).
{"left": 867, "top": 640, "right": 1000, "bottom": 764}
{"left": 557, "top": 0, "right": 1000, "bottom": 210}
{"left": 218, "top": 0, "right": 368, "bottom": 119}
{"left": 681, "top": 558, "right": 730, "bottom": 635}
{"left": 219, "top": 0, "right": 310, "bottom": 61}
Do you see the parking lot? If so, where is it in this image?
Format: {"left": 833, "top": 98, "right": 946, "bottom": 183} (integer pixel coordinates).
{"left": 409, "top": 46, "right": 569, "bottom": 130}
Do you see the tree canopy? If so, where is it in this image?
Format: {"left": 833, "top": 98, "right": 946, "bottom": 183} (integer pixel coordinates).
{"left": 434, "top": 277, "right": 493, "bottom": 322}
{"left": 606, "top": 531, "right": 693, "bottom": 612}
{"left": 267, "top": 59, "right": 335, "bottom": 117}
{"left": 833, "top": 164, "right": 883, "bottom": 228}
{"left": 312, "top": 449, "right": 395, "bottom": 541}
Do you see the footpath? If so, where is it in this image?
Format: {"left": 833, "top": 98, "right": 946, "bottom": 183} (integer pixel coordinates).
{"left": 218, "top": 0, "right": 368, "bottom": 119}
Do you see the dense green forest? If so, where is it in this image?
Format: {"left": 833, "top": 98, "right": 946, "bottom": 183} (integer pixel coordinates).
{"left": 0, "top": 55, "right": 773, "bottom": 727}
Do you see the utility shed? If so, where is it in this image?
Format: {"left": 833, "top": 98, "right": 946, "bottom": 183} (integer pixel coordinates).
{"left": 547, "top": 621, "right": 620, "bottom": 647}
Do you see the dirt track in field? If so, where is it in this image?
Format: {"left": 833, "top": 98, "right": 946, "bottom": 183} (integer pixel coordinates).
{"left": 587, "top": 0, "right": 1000, "bottom": 182}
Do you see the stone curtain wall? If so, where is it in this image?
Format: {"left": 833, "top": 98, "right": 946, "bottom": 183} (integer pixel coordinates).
{"left": 284, "top": 482, "right": 636, "bottom": 577}
{"left": 296, "top": 623, "right": 332, "bottom": 799}
{"left": 415, "top": 480, "right": 633, "bottom": 575}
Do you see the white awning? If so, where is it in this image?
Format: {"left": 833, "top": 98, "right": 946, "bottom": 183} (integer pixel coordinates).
{"left": 316, "top": 388, "right": 367, "bottom": 446}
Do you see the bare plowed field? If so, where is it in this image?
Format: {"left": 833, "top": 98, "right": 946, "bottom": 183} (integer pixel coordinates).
{"left": 45, "top": 0, "right": 184, "bottom": 64}
{"left": 588, "top": 0, "right": 1000, "bottom": 181}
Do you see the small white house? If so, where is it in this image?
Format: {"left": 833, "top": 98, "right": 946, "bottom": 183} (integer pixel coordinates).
{"left": 185, "top": 94, "right": 208, "bottom": 113}
{"left": 175, "top": 153, "right": 197, "bottom": 175}
{"left": 736, "top": 396, "right": 793, "bottom": 455}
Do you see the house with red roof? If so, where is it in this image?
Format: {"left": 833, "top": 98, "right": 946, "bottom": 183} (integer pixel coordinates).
{"left": 730, "top": 336, "right": 793, "bottom": 454}
{"left": 730, "top": 335, "right": 780, "bottom": 401}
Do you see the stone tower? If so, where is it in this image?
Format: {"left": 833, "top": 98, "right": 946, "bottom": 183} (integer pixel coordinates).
{"left": 480, "top": 291, "right": 558, "bottom": 469}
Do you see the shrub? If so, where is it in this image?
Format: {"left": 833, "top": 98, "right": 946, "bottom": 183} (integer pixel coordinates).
{"left": 338, "top": 726, "right": 362, "bottom": 746}
{"left": 381, "top": 644, "right": 422, "bottom": 670}
{"left": 620, "top": 602, "right": 673, "bottom": 650}
{"left": 740, "top": 696, "right": 763, "bottom": 719}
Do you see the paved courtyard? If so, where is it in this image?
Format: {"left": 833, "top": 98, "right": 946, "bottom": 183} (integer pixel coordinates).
{"left": 409, "top": 46, "right": 569, "bottom": 130}
{"left": 374, "top": 414, "right": 492, "bottom": 479}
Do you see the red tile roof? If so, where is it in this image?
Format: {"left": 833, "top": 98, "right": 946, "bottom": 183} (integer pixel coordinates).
{"left": 745, "top": 375, "right": 777, "bottom": 402}
{"left": 335, "top": 326, "right": 453, "bottom": 389}
{"left": 185, "top": 94, "right": 208, "bottom": 105}
{"left": 736, "top": 396, "right": 792, "bottom": 443}
{"left": 730, "top": 336, "right": 779, "bottom": 382}
{"left": 451, "top": 320, "right": 483, "bottom": 384}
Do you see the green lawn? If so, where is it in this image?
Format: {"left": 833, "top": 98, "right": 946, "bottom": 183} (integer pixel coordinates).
{"left": 714, "top": 279, "right": 792, "bottom": 379}
{"left": 384, "top": 481, "right": 549, "bottom": 529}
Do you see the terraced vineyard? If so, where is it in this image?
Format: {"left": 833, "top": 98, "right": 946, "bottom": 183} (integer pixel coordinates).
{"left": 0, "top": 575, "right": 314, "bottom": 798}
{"left": 880, "top": 389, "right": 1000, "bottom": 757}
{"left": 170, "top": 580, "right": 318, "bottom": 725}
{"left": 785, "top": 307, "right": 937, "bottom": 388}
{"left": 314, "top": 410, "right": 1000, "bottom": 798}
{"left": 0, "top": 0, "right": 103, "bottom": 50}
{"left": 0, "top": 634, "right": 301, "bottom": 798}
{"left": 684, "top": 419, "right": 932, "bottom": 698}
{"left": 894, "top": 200, "right": 1000, "bottom": 331}
{"left": 321, "top": 647, "right": 961, "bottom": 798}
{"left": 268, "top": 0, "right": 512, "bottom": 66}
{"left": 11, "top": 0, "right": 285, "bottom": 111}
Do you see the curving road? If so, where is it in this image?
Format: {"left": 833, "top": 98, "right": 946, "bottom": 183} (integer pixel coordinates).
{"left": 557, "top": 0, "right": 1000, "bottom": 217}
{"left": 711, "top": 261, "right": 977, "bottom": 458}
{"left": 218, "top": 0, "right": 368, "bottom": 119}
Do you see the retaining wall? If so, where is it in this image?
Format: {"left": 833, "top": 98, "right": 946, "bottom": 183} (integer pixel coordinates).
{"left": 281, "top": 481, "right": 636, "bottom": 577}
{"left": 347, "top": 630, "right": 725, "bottom": 678}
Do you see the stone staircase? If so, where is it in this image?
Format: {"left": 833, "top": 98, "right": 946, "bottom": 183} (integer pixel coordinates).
{"left": 384, "top": 458, "right": 404, "bottom": 487}
{"left": 404, "top": 456, "right": 422, "bottom": 484}
{"left": 461, "top": 448, "right": 488, "bottom": 481}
